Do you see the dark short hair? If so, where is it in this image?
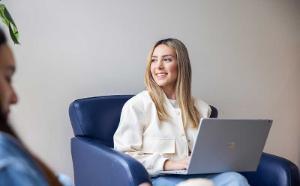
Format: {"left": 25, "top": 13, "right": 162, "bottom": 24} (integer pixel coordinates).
{"left": 0, "top": 27, "right": 7, "bottom": 45}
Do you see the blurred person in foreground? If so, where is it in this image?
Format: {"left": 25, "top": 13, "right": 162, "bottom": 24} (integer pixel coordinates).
{"left": 0, "top": 27, "right": 72, "bottom": 186}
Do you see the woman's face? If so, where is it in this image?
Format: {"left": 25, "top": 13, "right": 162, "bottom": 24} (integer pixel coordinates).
{"left": 150, "top": 44, "right": 178, "bottom": 93}
{"left": 0, "top": 44, "right": 17, "bottom": 118}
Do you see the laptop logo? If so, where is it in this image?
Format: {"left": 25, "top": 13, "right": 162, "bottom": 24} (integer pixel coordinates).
{"left": 227, "top": 142, "right": 236, "bottom": 149}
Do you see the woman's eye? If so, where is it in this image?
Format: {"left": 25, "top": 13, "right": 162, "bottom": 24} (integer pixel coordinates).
{"left": 163, "top": 58, "right": 172, "bottom": 62}
{"left": 151, "top": 59, "right": 157, "bottom": 63}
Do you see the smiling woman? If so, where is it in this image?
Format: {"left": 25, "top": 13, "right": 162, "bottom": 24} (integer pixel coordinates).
{"left": 113, "top": 38, "right": 250, "bottom": 186}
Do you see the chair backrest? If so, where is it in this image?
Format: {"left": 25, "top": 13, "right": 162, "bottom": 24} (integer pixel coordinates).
{"left": 69, "top": 95, "right": 218, "bottom": 147}
{"left": 69, "top": 95, "right": 133, "bottom": 147}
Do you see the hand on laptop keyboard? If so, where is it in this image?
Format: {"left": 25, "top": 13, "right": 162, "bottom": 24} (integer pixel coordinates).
{"left": 163, "top": 157, "right": 190, "bottom": 171}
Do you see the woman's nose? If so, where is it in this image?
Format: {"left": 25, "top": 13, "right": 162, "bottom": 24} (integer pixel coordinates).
{"left": 158, "top": 59, "right": 164, "bottom": 69}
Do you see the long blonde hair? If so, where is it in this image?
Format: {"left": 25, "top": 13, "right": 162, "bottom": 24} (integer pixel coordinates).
{"left": 144, "top": 38, "right": 201, "bottom": 128}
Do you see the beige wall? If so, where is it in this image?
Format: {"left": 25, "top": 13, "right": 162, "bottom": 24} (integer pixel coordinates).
{"left": 4, "top": 0, "right": 300, "bottom": 180}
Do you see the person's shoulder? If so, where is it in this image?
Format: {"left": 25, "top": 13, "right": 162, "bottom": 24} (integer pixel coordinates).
{"left": 195, "top": 98, "right": 210, "bottom": 108}
{"left": 194, "top": 98, "right": 212, "bottom": 118}
{"left": 0, "top": 132, "right": 24, "bottom": 159}
{"left": 0, "top": 133, "right": 48, "bottom": 185}
{"left": 124, "top": 90, "right": 151, "bottom": 107}
{"left": 0, "top": 132, "right": 19, "bottom": 148}
{"left": 131, "top": 90, "right": 151, "bottom": 100}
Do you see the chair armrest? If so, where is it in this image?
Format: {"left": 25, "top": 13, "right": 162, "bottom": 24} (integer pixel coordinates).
{"left": 242, "top": 152, "right": 300, "bottom": 186}
{"left": 71, "top": 137, "right": 151, "bottom": 186}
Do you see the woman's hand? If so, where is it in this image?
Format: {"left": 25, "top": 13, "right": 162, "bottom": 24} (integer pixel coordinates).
{"left": 163, "top": 157, "right": 190, "bottom": 171}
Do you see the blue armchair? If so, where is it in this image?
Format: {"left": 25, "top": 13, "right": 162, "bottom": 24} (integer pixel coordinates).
{"left": 69, "top": 95, "right": 300, "bottom": 186}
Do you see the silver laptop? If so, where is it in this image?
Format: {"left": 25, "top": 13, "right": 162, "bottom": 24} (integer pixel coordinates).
{"left": 160, "top": 118, "right": 272, "bottom": 175}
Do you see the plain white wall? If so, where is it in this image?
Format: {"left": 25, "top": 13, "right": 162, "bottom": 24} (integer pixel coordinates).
{"left": 4, "top": 0, "right": 300, "bottom": 180}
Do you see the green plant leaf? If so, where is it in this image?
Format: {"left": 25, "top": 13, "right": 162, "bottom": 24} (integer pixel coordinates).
{"left": 0, "top": 4, "right": 9, "bottom": 26}
{"left": 3, "top": 5, "right": 17, "bottom": 27}
{"left": 8, "top": 23, "right": 19, "bottom": 44}
{"left": 0, "top": 3, "right": 20, "bottom": 44}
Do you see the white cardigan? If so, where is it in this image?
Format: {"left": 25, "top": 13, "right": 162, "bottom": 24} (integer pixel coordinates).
{"left": 113, "top": 91, "right": 211, "bottom": 176}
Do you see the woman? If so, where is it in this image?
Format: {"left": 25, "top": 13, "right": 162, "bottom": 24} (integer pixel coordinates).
{"left": 0, "top": 28, "right": 71, "bottom": 186}
{"left": 113, "top": 38, "right": 249, "bottom": 186}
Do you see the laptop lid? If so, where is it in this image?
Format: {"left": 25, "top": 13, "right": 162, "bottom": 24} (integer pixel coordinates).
{"left": 187, "top": 118, "right": 272, "bottom": 174}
